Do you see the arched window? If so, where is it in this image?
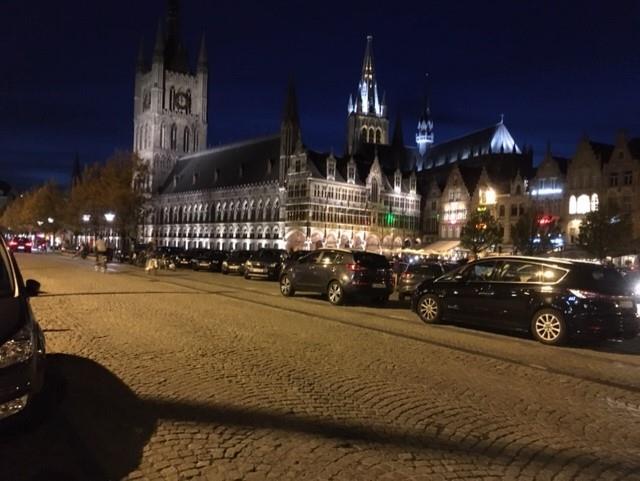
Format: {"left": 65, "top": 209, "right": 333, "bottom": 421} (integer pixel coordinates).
{"left": 569, "top": 195, "right": 577, "bottom": 215}
{"left": 194, "top": 128, "right": 199, "bottom": 151}
{"left": 183, "top": 127, "right": 190, "bottom": 153}
{"left": 242, "top": 200, "right": 248, "bottom": 221}
{"left": 160, "top": 124, "right": 166, "bottom": 149}
{"left": 369, "top": 128, "right": 375, "bottom": 143}
{"left": 591, "top": 193, "right": 599, "bottom": 212}
{"left": 248, "top": 201, "right": 254, "bottom": 221}
{"left": 257, "top": 200, "right": 263, "bottom": 221}
{"left": 265, "top": 200, "right": 272, "bottom": 221}
{"left": 371, "top": 179, "right": 379, "bottom": 203}
{"left": 375, "top": 129, "right": 381, "bottom": 144}
{"left": 170, "top": 86, "right": 175, "bottom": 111}
{"left": 170, "top": 124, "right": 177, "bottom": 150}
{"left": 577, "top": 194, "right": 590, "bottom": 214}
{"left": 361, "top": 127, "right": 368, "bottom": 141}
{"left": 272, "top": 199, "right": 279, "bottom": 221}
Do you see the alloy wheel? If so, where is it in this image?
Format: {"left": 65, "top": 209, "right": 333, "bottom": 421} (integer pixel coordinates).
{"left": 418, "top": 296, "right": 439, "bottom": 323}
{"left": 328, "top": 282, "right": 343, "bottom": 305}
{"left": 280, "top": 276, "right": 291, "bottom": 296}
{"left": 534, "top": 312, "right": 562, "bottom": 342}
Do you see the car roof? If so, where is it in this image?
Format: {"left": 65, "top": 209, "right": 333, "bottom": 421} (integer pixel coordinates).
{"left": 474, "top": 255, "right": 601, "bottom": 267}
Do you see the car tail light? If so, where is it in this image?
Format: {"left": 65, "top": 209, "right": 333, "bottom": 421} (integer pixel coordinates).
{"left": 26, "top": 242, "right": 32, "bottom": 247}
{"left": 9, "top": 241, "right": 17, "bottom": 247}
{"left": 346, "top": 263, "right": 366, "bottom": 272}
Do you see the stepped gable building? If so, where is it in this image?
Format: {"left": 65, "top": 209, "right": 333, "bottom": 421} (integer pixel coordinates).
{"left": 142, "top": 3, "right": 421, "bottom": 250}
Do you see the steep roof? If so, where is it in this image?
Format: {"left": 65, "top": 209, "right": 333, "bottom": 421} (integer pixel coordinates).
{"left": 425, "top": 122, "right": 520, "bottom": 168}
{"left": 159, "top": 135, "right": 281, "bottom": 194}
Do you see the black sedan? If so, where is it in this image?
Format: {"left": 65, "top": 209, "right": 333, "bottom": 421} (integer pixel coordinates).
{"left": 280, "top": 249, "right": 394, "bottom": 305}
{"left": 244, "top": 249, "right": 288, "bottom": 280}
{"left": 0, "top": 236, "right": 45, "bottom": 422}
{"left": 192, "top": 251, "right": 228, "bottom": 272}
{"left": 411, "top": 256, "right": 640, "bottom": 345}
{"left": 221, "top": 250, "right": 252, "bottom": 275}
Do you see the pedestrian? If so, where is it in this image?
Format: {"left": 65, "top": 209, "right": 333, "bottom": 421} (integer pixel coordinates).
{"left": 95, "top": 236, "right": 108, "bottom": 272}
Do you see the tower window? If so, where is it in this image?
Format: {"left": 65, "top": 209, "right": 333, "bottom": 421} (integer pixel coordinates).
{"left": 170, "top": 124, "right": 177, "bottom": 150}
{"left": 183, "top": 127, "right": 190, "bottom": 153}
{"left": 375, "top": 129, "right": 381, "bottom": 144}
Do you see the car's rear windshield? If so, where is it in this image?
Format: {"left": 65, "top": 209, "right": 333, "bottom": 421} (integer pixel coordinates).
{"left": 256, "top": 250, "right": 283, "bottom": 261}
{"left": 569, "top": 265, "right": 629, "bottom": 295}
{"left": 408, "top": 263, "right": 443, "bottom": 277}
{"left": 0, "top": 245, "right": 14, "bottom": 298}
{"left": 352, "top": 252, "right": 389, "bottom": 269}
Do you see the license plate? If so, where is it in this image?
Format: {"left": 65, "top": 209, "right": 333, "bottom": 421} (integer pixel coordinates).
{"left": 620, "top": 300, "right": 634, "bottom": 309}
{"left": 372, "top": 283, "right": 386, "bottom": 288}
{"left": 256, "top": 268, "right": 267, "bottom": 273}
{"left": 18, "top": 246, "right": 24, "bottom": 250}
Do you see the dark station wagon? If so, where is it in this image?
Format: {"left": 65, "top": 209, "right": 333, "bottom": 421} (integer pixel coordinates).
{"left": 411, "top": 256, "right": 640, "bottom": 346}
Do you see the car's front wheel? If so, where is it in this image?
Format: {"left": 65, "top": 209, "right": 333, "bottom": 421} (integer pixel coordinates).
{"left": 417, "top": 294, "right": 442, "bottom": 324}
{"left": 280, "top": 275, "right": 295, "bottom": 297}
{"left": 531, "top": 309, "right": 567, "bottom": 346}
{"left": 327, "top": 281, "right": 345, "bottom": 306}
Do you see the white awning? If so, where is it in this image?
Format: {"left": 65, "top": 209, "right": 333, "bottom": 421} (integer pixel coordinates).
{"left": 422, "top": 240, "right": 461, "bottom": 254}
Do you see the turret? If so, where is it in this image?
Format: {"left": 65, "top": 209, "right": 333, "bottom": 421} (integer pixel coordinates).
{"left": 416, "top": 74, "right": 434, "bottom": 156}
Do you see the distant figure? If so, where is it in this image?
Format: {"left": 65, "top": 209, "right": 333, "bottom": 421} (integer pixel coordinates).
{"left": 95, "top": 237, "right": 108, "bottom": 272}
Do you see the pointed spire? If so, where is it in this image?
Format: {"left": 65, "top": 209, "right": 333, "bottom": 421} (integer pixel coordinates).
{"left": 197, "top": 33, "right": 208, "bottom": 72}
{"left": 280, "top": 78, "right": 302, "bottom": 157}
{"left": 359, "top": 35, "right": 377, "bottom": 115}
{"left": 392, "top": 112, "right": 404, "bottom": 147}
{"left": 153, "top": 20, "right": 165, "bottom": 62}
{"left": 136, "top": 38, "right": 146, "bottom": 72}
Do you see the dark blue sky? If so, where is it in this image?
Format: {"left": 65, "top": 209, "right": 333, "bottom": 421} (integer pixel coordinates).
{"left": 1, "top": 0, "right": 639, "bottom": 190}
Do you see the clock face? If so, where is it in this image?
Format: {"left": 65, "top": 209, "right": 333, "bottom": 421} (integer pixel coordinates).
{"left": 174, "top": 92, "right": 188, "bottom": 110}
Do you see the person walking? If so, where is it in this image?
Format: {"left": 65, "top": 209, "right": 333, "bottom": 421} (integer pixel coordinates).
{"left": 95, "top": 237, "right": 108, "bottom": 272}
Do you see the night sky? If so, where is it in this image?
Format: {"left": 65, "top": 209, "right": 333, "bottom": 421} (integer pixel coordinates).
{"left": 1, "top": 0, "right": 639, "bottom": 190}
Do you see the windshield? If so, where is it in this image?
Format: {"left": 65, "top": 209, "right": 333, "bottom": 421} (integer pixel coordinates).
{"left": 0, "top": 243, "right": 15, "bottom": 298}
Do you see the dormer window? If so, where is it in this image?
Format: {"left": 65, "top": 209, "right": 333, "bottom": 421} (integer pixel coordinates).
{"left": 327, "top": 155, "right": 336, "bottom": 181}
{"left": 394, "top": 171, "right": 402, "bottom": 193}
{"left": 347, "top": 164, "right": 356, "bottom": 184}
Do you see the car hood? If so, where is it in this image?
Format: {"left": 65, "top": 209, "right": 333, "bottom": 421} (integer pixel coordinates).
{"left": 0, "top": 297, "right": 25, "bottom": 345}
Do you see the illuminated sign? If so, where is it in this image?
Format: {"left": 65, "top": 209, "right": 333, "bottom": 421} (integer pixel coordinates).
{"left": 531, "top": 188, "right": 563, "bottom": 196}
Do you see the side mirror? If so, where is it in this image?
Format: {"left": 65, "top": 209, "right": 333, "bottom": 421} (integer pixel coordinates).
{"left": 25, "top": 279, "right": 41, "bottom": 297}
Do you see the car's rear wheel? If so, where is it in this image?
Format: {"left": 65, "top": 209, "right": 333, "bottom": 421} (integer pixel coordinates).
{"left": 417, "top": 294, "right": 442, "bottom": 324}
{"left": 531, "top": 309, "right": 567, "bottom": 346}
{"left": 280, "top": 275, "right": 295, "bottom": 297}
{"left": 327, "top": 281, "right": 345, "bottom": 306}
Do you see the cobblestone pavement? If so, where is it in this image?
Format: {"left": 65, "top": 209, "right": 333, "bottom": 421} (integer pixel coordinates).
{"left": 2, "top": 253, "right": 640, "bottom": 481}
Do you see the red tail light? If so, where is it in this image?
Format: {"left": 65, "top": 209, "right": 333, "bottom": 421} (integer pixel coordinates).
{"left": 346, "top": 263, "right": 366, "bottom": 272}
{"left": 26, "top": 242, "right": 33, "bottom": 247}
{"left": 9, "top": 241, "right": 17, "bottom": 246}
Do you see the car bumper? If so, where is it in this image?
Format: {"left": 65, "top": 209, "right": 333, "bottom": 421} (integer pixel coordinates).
{"left": 0, "top": 351, "right": 45, "bottom": 421}
{"left": 570, "top": 312, "right": 640, "bottom": 340}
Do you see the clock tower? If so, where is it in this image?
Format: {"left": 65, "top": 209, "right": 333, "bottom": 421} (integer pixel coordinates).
{"left": 133, "top": 0, "right": 208, "bottom": 193}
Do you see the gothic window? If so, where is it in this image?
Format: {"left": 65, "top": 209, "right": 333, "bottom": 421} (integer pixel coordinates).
{"left": 160, "top": 124, "right": 166, "bottom": 149}
{"left": 186, "top": 90, "right": 192, "bottom": 114}
{"left": 361, "top": 127, "right": 367, "bottom": 141}
{"left": 170, "top": 124, "right": 177, "bottom": 150}
{"left": 569, "top": 195, "right": 577, "bottom": 215}
{"left": 273, "top": 199, "right": 279, "bottom": 221}
{"left": 256, "top": 201, "right": 263, "bottom": 221}
{"left": 183, "top": 127, "right": 190, "bottom": 153}
{"left": 369, "top": 128, "right": 375, "bottom": 143}
{"left": 265, "top": 200, "right": 272, "bottom": 221}
{"left": 248, "top": 201, "right": 254, "bottom": 221}
{"left": 194, "top": 128, "right": 199, "bottom": 151}
{"left": 348, "top": 165, "right": 355, "bottom": 183}
{"left": 371, "top": 179, "right": 379, "bottom": 203}
{"left": 242, "top": 201, "right": 248, "bottom": 221}
{"left": 590, "top": 193, "right": 599, "bottom": 212}
{"left": 375, "top": 129, "right": 381, "bottom": 144}
{"left": 170, "top": 87, "right": 175, "bottom": 111}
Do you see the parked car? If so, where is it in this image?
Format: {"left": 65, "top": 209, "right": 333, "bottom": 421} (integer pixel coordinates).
{"left": 8, "top": 237, "right": 32, "bottom": 254}
{"left": 397, "top": 262, "right": 446, "bottom": 300}
{"left": 411, "top": 256, "right": 640, "bottom": 346}
{"left": 279, "top": 249, "right": 394, "bottom": 305}
{"left": 0, "top": 236, "right": 45, "bottom": 422}
{"left": 175, "top": 249, "right": 206, "bottom": 268}
{"left": 192, "top": 250, "right": 228, "bottom": 272}
{"left": 245, "top": 249, "right": 288, "bottom": 280}
{"left": 221, "top": 250, "right": 252, "bottom": 275}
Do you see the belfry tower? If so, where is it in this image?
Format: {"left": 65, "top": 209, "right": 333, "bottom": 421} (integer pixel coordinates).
{"left": 133, "top": 0, "right": 208, "bottom": 193}
{"left": 346, "top": 36, "right": 389, "bottom": 155}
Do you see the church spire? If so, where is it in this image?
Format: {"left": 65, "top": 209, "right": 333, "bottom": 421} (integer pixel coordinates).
{"left": 354, "top": 35, "right": 382, "bottom": 117}
{"left": 280, "top": 78, "right": 302, "bottom": 157}
{"left": 197, "top": 33, "right": 208, "bottom": 72}
{"left": 416, "top": 73, "right": 434, "bottom": 156}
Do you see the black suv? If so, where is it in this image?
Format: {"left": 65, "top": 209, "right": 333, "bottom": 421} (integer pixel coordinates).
{"left": 279, "top": 249, "right": 393, "bottom": 305}
{"left": 412, "top": 256, "right": 640, "bottom": 346}
{"left": 245, "top": 249, "right": 288, "bottom": 280}
{"left": 0, "top": 236, "right": 45, "bottom": 421}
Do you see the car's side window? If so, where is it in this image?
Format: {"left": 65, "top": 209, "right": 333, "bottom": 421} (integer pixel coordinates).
{"left": 466, "top": 261, "right": 498, "bottom": 282}
{"left": 495, "top": 261, "right": 539, "bottom": 283}
{"left": 319, "top": 251, "right": 339, "bottom": 264}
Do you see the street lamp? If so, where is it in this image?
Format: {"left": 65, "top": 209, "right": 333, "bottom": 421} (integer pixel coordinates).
{"left": 47, "top": 217, "right": 54, "bottom": 224}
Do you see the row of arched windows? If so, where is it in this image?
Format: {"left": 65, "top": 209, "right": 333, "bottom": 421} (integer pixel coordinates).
{"left": 154, "top": 198, "right": 281, "bottom": 225}
{"left": 361, "top": 126, "right": 382, "bottom": 144}
{"left": 135, "top": 123, "right": 199, "bottom": 153}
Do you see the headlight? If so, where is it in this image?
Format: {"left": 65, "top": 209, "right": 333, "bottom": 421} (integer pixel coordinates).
{"left": 0, "top": 324, "right": 34, "bottom": 369}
